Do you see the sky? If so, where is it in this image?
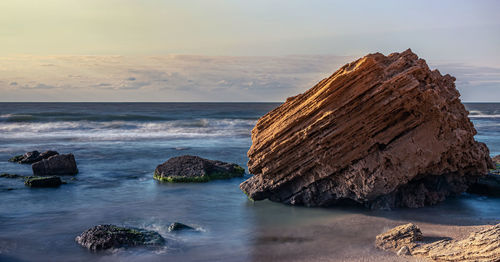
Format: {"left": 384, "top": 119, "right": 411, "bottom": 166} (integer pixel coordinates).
{"left": 0, "top": 0, "right": 499, "bottom": 102}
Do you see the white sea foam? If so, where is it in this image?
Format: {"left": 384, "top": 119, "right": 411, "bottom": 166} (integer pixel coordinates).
{"left": 469, "top": 114, "right": 500, "bottom": 118}
{"left": 0, "top": 119, "right": 256, "bottom": 141}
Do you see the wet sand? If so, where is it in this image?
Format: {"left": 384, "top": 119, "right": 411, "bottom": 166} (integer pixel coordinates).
{"left": 248, "top": 212, "right": 491, "bottom": 262}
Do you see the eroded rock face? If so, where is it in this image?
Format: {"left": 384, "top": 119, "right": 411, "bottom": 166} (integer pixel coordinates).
{"left": 75, "top": 225, "right": 165, "bottom": 251}
{"left": 241, "top": 49, "right": 493, "bottom": 208}
{"left": 376, "top": 223, "right": 500, "bottom": 261}
{"left": 32, "top": 154, "right": 78, "bottom": 176}
{"left": 154, "top": 155, "right": 244, "bottom": 182}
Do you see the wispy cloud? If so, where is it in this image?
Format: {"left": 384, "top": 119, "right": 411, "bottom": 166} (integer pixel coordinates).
{"left": 0, "top": 55, "right": 498, "bottom": 101}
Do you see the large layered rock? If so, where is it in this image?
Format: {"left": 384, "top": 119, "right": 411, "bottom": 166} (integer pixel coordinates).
{"left": 32, "top": 154, "right": 78, "bottom": 176}
{"left": 376, "top": 223, "right": 500, "bottom": 261}
{"left": 154, "top": 155, "right": 244, "bottom": 182}
{"left": 241, "top": 49, "right": 493, "bottom": 209}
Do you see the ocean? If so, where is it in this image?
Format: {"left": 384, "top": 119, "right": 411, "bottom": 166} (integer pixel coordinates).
{"left": 0, "top": 102, "right": 499, "bottom": 262}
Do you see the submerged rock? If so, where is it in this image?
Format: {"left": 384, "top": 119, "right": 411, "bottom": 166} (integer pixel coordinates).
{"left": 240, "top": 49, "right": 493, "bottom": 209}
{"left": 24, "top": 176, "right": 62, "bottom": 188}
{"left": 8, "top": 150, "right": 59, "bottom": 164}
{"left": 376, "top": 223, "right": 500, "bottom": 261}
{"left": 75, "top": 224, "right": 165, "bottom": 251}
{"left": 32, "top": 154, "right": 78, "bottom": 176}
{"left": 0, "top": 173, "right": 25, "bottom": 179}
{"left": 168, "top": 222, "right": 195, "bottom": 232}
{"left": 154, "top": 155, "right": 245, "bottom": 182}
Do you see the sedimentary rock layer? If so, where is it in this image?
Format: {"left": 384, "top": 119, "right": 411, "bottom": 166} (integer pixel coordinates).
{"left": 241, "top": 49, "right": 493, "bottom": 208}
{"left": 376, "top": 223, "right": 500, "bottom": 261}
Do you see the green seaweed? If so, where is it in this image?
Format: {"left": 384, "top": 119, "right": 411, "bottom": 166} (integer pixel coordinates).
{"left": 8, "top": 155, "right": 23, "bottom": 163}
{"left": 153, "top": 164, "right": 245, "bottom": 183}
{"left": 242, "top": 189, "right": 254, "bottom": 201}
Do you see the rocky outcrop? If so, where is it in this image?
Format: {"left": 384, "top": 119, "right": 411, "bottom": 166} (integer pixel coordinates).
{"left": 154, "top": 155, "right": 244, "bottom": 182}
{"left": 375, "top": 223, "right": 422, "bottom": 252}
{"left": 240, "top": 49, "right": 493, "bottom": 209}
{"left": 75, "top": 225, "right": 165, "bottom": 251}
{"left": 32, "top": 154, "right": 78, "bottom": 176}
{"left": 24, "top": 176, "right": 62, "bottom": 188}
{"left": 376, "top": 223, "right": 500, "bottom": 261}
{"left": 8, "top": 150, "right": 59, "bottom": 164}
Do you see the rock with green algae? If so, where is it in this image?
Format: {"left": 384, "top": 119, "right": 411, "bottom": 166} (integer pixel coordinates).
{"left": 24, "top": 176, "right": 62, "bottom": 188}
{"left": 154, "top": 155, "right": 245, "bottom": 183}
{"left": 75, "top": 224, "right": 165, "bottom": 251}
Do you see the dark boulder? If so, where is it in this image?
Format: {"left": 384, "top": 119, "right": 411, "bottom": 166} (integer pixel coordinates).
{"left": 75, "top": 225, "right": 165, "bottom": 251}
{"left": 168, "top": 222, "right": 195, "bottom": 232}
{"left": 154, "top": 155, "right": 245, "bottom": 182}
{"left": 8, "top": 150, "right": 59, "bottom": 164}
{"left": 24, "top": 176, "right": 62, "bottom": 188}
{"left": 32, "top": 154, "right": 78, "bottom": 176}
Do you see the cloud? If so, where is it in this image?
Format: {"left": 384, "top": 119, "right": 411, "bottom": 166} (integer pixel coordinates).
{"left": 1, "top": 54, "right": 498, "bottom": 102}
{"left": 432, "top": 62, "right": 500, "bottom": 102}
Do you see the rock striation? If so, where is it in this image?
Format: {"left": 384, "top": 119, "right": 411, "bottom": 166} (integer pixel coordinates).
{"left": 32, "top": 154, "right": 78, "bottom": 176}
{"left": 241, "top": 49, "right": 493, "bottom": 209}
{"left": 376, "top": 223, "right": 500, "bottom": 261}
{"left": 154, "top": 155, "right": 244, "bottom": 182}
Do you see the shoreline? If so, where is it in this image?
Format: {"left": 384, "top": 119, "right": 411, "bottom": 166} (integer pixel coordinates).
{"left": 247, "top": 210, "right": 492, "bottom": 262}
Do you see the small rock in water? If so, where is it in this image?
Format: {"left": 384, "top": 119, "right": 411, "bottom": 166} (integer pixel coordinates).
{"left": 24, "top": 176, "right": 62, "bottom": 188}
{"left": 75, "top": 224, "right": 165, "bottom": 251}
{"left": 32, "top": 154, "right": 78, "bottom": 176}
{"left": 168, "top": 222, "right": 195, "bottom": 232}
{"left": 154, "top": 155, "right": 245, "bottom": 183}
{"left": 8, "top": 150, "right": 59, "bottom": 164}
